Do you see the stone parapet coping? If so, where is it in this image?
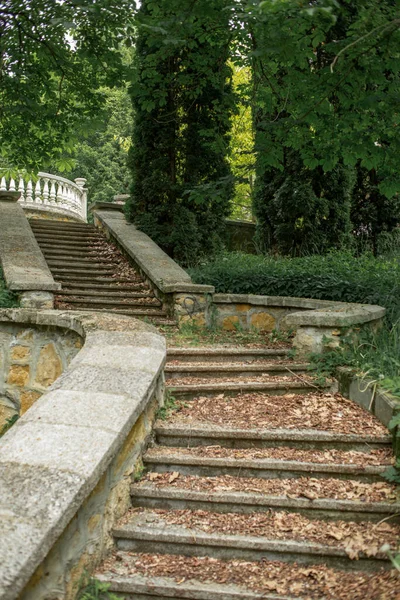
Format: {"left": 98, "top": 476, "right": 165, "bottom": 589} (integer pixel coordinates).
{"left": 0, "top": 200, "right": 60, "bottom": 292}
{"left": 93, "top": 209, "right": 215, "bottom": 295}
{"left": 0, "top": 309, "right": 166, "bottom": 600}
{"left": 214, "top": 293, "right": 385, "bottom": 328}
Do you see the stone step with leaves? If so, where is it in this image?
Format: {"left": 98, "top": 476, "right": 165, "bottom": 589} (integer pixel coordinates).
{"left": 29, "top": 218, "right": 172, "bottom": 326}
{"left": 97, "top": 353, "right": 399, "bottom": 593}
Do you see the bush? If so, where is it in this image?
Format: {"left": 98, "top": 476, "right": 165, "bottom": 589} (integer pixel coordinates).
{"left": 190, "top": 251, "right": 400, "bottom": 324}
{"left": 0, "top": 269, "right": 18, "bottom": 308}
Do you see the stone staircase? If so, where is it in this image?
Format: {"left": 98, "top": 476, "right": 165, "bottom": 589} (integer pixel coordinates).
{"left": 29, "top": 219, "right": 174, "bottom": 325}
{"left": 96, "top": 346, "right": 400, "bottom": 599}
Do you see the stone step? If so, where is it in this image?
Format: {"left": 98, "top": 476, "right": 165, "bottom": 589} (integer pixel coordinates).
{"left": 113, "top": 509, "right": 393, "bottom": 571}
{"left": 57, "top": 289, "right": 153, "bottom": 298}
{"left": 37, "top": 241, "right": 104, "bottom": 250}
{"left": 61, "top": 306, "right": 168, "bottom": 317}
{"left": 166, "top": 381, "right": 324, "bottom": 399}
{"left": 55, "top": 275, "right": 141, "bottom": 284}
{"left": 131, "top": 474, "right": 400, "bottom": 522}
{"left": 31, "top": 225, "right": 98, "bottom": 235}
{"left": 41, "top": 248, "right": 100, "bottom": 258}
{"left": 59, "top": 281, "right": 148, "bottom": 291}
{"left": 96, "top": 551, "right": 399, "bottom": 600}
{"left": 154, "top": 424, "right": 393, "bottom": 451}
{"left": 47, "top": 260, "right": 114, "bottom": 270}
{"left": 164, "top": 363, "right": 310, "bottom": 381}
{"left": 143, "top": 447, "right": 388, "bottom": 483}
{"left": 33, "top": 233, "right": 103, "bottom": 242}
{"left": 30, "top": 219, "right": 95, "bottom": 229}
{"left": 56, "top": 297, "right": 162, "bottom": 309}
{"left": 167, "top": 347, "right": 291, "bottom": 363}
{"left": 51, "top": 267, "right": 116, "bottom": 276}
{"left": 44, "top": 253, "right": 113, "bottom": 264}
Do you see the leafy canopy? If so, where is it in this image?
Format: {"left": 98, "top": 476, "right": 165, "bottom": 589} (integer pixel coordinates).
{"left": 0, "top": 0, "right": 136, "bottom": 172}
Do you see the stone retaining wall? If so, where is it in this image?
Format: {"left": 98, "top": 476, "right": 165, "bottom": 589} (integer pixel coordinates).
{"left": 0, "top": 309, "right": 166, "bottom": 600}
{"left": 0, "top": 321, "right": 82, "bottom": 428}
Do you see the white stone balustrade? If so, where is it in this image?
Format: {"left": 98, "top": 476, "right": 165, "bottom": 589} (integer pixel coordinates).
{"left": 0, "top": 172, "right": 88, "bottom": 222}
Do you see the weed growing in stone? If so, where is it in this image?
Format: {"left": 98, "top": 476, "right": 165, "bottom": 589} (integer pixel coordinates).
{"left": 77, "top": 576, "right": 119, "bottom": 600}
{"left": 0, "top": 268, "right": 18, "bottom": 308}
{"left": 157, "top": 390, "right": 181, "bottom": 421}
{"left": 0, "top": 414, "right": 18, "bottom": 438}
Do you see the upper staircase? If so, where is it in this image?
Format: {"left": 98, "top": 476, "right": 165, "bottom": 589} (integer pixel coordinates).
{"left": 29, "top": 219, "right": 174, "bottom": 325}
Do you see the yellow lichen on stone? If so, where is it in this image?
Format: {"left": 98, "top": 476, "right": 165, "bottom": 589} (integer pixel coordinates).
{"left": 20, "top": 391, "right": 42, "bottom": 414}
{"left": 7, "top": 365, "right": 30, "bottom": 387}
{"left": 17, "top": 329, "right": 34, "bottom": 342}
{"left": 11, "top": 345, "right": 31, "bottom": 362}
{"left": 179, "top": 313, "right": 206, "bottom": 327}
{"left": 114, "top": 415, "right": 146, "bottom": 473}
{"left": 35, "top": 343, "right": 62, "bottom": 388}
{"left": 250, "top": 312, "right": 276, "bottom": 331}
{"left": 222, "top": 315, "right": 240, "bottom": 331}
{"left": 235, "top": 303, "right": 252, "bottom": 313}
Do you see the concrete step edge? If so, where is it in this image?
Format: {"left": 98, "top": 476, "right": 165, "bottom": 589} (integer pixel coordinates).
{"left": 165, "top": 364, "right": 309, "bottom": 373}
{"left": 131, "top": 485, "right": 400, "bottom": 515}
{"left": 113, "top": 523, "right": 390, "bottom": 565}
{"left": 167, "top": 348, "right": 290, "bottom": 356}
{"left": 167, "top": 382, "right": 322, "bottom": 392}
{"left": 143, "top": 452, "right": 388, "bottom": 476}
{"left": 155, "top": 425, "right": 392, "bottom": 445}
{"left": 97, "top": 572, "right": 293, "bottom": 600}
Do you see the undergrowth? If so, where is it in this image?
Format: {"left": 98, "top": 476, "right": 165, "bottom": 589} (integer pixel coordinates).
{"left": 0, "top": 268, "right": 18, "bottom": 308}
{"left": 0, "top": 414, "right": 18, "bottom": 438}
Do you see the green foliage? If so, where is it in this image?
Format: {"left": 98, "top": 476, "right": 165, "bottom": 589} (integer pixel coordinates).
{"left": 157, "top": 390, "right": 181, "bottom": 421}
{"left": 0, "top": 269, "right": 18, "bottom": 308}
{"left": 64, "top": 86, "right": 133, "bottom": 204}
{"left": 190, "top": 251, "right": 400, "bottom": 324}
{"left": 237, "top": 0, "right": 400, "bottom": 253}
{"left": 0, "top": 0, "right": 135, "bottom": 171}
{"left": 77, "top": 577, "right": 119, "bottom": 600}
{"left": 0, "top": 414, "right": 19, "bottom": 438}
{"left": 253, "top": 150, "right": 353, "bottom": 255}
{"left": 127, "top": 0, "right": 235, "bottom": 264}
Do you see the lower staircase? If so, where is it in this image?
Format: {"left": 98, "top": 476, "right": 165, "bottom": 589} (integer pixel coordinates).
{"left": 96, "top": 345, "right": 400, "bottom": 599}
{"left": 29, "top": 218, "right": 173, "bottom": 325}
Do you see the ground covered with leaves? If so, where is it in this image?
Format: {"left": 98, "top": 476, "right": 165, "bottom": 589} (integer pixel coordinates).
{"left": 162, "top": 392, "right": 390, "bottom": 436}
{"left": 99, "top": 551, "right": 400, "bottom": 599}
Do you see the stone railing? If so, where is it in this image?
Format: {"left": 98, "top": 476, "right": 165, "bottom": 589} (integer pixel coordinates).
{"left": 0, "top": 309, "right": 166, "bottom": 600}
{"left": 0, "top": 172, "right": 88, "bottom": 222}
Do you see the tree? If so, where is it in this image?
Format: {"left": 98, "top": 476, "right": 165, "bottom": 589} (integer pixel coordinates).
{"left": 0, "top": 0, "right": 136, "bottom": 172}
{"left": 234, "top": 0, "right": 400, "bottom": 253}
{"left": 127, "top": 0, "right": 235, "bottom": 264}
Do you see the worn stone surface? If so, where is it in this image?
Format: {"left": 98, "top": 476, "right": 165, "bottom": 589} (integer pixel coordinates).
{"left": 0, "top": 201, "right": 60, "bottom": 291}
{"left": 34, "top": 343, "right": 63, "bottom": 389}
{"left": 0, "top": 308, "right": 165, "bottom": 600}
{"left": 19, "top": 291, "right": 54, "bottom": 310}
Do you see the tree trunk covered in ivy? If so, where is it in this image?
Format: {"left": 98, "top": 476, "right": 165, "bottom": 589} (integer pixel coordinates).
{"left": 127, "top": 0, "right": 235, "bottom": 264}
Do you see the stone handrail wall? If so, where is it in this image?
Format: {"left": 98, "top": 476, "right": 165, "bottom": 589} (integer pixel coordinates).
{"left": 92, "top": 207, "right": 386, "bottom": 356}
{"left": 0, "top": 309, "right": 166, "bottom": 600}
{"left": 0, "top": 172, "right": 88, "bottom": 222}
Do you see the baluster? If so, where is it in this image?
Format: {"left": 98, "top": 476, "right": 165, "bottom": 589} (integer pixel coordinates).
{"left": 50, "top": 181, "right": 56, "bottom": 203}
{"left": 18, "top": 178, "right": 25, "bottom": 203}
{"left": 26, "top": 180, "right": 33, "bottom": 203}
{"left": 35, "top": 179, "right": 42, "bottom": 203}
{"left": 0, "top": 177, "right": 6, "bottom": 191}
{"left": 9, "top": 178, "right": 16, "bottom": 191}
{"left": 42, "top": 179, "right": 50, "bottom": 205}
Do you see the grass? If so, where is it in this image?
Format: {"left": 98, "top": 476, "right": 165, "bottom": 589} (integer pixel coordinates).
{"left": 0, "top": 268, "right": 18, "bottom": 308}
{"left": 160, "top": 320, "right": 293, "bottom": 348}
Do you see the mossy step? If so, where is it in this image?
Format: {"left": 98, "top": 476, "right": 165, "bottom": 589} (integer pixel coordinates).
{"left": 155, "top": 424, "right": 392, "bottom": 451}
{"left": 143, "top": 448, "right": 388, "bottom": 482}
{"left": 113, "top": 509, "right": 392, "bottom": 571}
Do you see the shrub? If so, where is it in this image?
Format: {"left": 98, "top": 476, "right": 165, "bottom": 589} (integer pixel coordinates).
{"left": 190, "top": 251, "right": 400, "bottom": 324}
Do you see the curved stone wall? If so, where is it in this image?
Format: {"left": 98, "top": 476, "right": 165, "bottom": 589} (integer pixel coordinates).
{"left": 0, "top": 309, "right": 166, "bottom": 600}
